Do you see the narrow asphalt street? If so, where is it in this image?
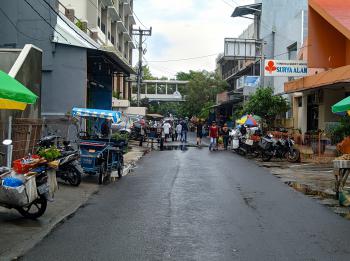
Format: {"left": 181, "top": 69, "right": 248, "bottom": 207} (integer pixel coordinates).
{"left": 23, "top": 140, "right": 350, "bottom": 261}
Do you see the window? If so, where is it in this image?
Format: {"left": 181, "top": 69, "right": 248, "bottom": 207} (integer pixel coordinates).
{"left": 157, "top": 84, "right": 166, "bottom": 94}
{"left": 287, "top": 42, "right": 297, "bottom": 60}
{"left": 111, "top": 36, "right": 115, "bottom": 44}
{"left": 147, "top": 84, "right": 156, "bottom": 94}
{"left": 108, "top": 32, "right": 111, "bottom": 40}
{"left": 98, "top": 17, "right": 101, "bottom": 27}
{"left": 296, "top": 97, "right": 302, "bottom": 107}
{"left": 167, "top": 84, "right": 176, "bottom": 94}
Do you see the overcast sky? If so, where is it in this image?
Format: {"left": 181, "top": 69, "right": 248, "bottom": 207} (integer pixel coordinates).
{"left": 133, "top": 0, "right": 255, "bottom": 78}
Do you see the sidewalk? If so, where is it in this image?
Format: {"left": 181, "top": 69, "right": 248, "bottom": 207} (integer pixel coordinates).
{"left": 0, "top": 144, "right": 149, "bottom": 260}
{"left": 256, "top": 160, "right": 350, "bottom": 219}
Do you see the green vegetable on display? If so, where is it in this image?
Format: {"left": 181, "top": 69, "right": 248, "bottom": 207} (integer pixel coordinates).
{"left": 38, "top": 146, "right": 61, "bottom": 161}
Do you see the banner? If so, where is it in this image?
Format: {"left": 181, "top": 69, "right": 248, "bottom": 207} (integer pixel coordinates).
{"left": 264, "top": 60, "right": 307, "bottom": 77}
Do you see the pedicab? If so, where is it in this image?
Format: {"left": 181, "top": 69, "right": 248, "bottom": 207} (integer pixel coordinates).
{"left": 72, "top": 107, "right": 127, "bottom": 184}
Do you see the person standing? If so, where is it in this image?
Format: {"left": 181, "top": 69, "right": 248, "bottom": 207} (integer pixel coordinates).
{"left": 196, "top": 120, "right": 203, "bottom": 147}
{"left": 209, "top": 121, "right": 219, "bottom": 151}
{"left": 162, "top": 121, "right": 171, "bottom": 142}
{"left": 176, "top": 122, "right": 182, "bottom": 141}
{"left": 221, "top": 123, "right": 230, "bottom": 150}
{"left": 181, "top": 120, "right": 188, "bottom": 142}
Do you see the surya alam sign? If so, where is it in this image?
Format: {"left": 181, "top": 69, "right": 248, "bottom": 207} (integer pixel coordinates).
{"left": 264, "top": 60, "right": 308, "bottom": 77}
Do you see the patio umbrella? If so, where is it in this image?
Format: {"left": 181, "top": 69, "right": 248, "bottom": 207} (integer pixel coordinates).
{"left": 0, "top": 70, "right": 38, "bottom": 110}
{"left": 332, "top": 96, "right": 350, "bottom": 114}
{"left": 236, "top": 115, "right": 258, "bottom": 127}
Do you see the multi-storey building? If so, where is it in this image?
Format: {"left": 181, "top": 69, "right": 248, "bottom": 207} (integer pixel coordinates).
{"left": 0, "top": 0, "right": 135, "bottom": 119}
{"left": 216, "top": 0, "right": 307, "bottom": 125}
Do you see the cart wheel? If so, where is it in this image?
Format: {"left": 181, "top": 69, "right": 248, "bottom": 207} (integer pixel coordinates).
{"left": 98, "top": 163, "right": 107, "bottom": 185}
{"left": 16, "top": 195, "right": 47, "bottom": 219}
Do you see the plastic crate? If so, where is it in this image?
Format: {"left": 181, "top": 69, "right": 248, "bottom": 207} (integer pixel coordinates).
{"left": 13, "top": 155, "right": 40, "bottom": 174}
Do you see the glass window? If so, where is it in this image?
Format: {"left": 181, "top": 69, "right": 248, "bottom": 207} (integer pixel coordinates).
{"left": 167, "top": 84, "right": 176, "bottom": 94}
{"left": 147, "top": 84, "right": 156, "bottom": 94}
{"left": 157, "top": 84, "right": 166, "bottom": 94}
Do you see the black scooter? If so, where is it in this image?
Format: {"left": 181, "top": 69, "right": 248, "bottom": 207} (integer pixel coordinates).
{"left": 37, "top": 136, "right": 83, "bottom": 186}
{"left": 260, "top": 135, "right": 300, "bottom": 163}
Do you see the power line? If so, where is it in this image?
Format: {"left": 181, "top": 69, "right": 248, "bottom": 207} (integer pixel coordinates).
{"left": 133, "top": 10, "right": 148, "bottom": 29}
{"left": 42, "top": 0, "right": 99, "bottom": 49}
{"left": 24, "top": 0, "right": 70, "bottom": 44}
{"left": 147, "top": 53, "right": 219, "bottom": 63}
{"left": 0, "top": 6, "right": 47, "bottom": 41}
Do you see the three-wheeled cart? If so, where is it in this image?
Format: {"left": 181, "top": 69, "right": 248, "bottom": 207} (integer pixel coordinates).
{"left": 72, "top": 108, "right": 126, "bottom": 184}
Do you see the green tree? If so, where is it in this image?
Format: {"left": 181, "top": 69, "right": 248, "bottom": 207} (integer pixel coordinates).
{"left": 178, "top": 70, "right": 227, "bottom": 117}
{"left": 242, "top": 87, "right": 290, "bottom": 127}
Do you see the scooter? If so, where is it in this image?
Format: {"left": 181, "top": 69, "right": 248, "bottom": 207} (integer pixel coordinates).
{"left": 37, "top": 136, "right": 83, "bottom": 186}
{"left": 260, "top": 135, "right": 300, "bottom": 162}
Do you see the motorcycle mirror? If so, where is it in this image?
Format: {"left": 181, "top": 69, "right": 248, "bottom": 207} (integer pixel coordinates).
{"left": 2, "top": 139, "right": 12, "bottom": 146}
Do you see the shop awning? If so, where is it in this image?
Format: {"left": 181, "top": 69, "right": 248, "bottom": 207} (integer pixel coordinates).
{"left": 284, "top": 64, "right": 350, "bottom": 93}
{"left": 332, "top": 96, "right": 350, "bottom": 113}
{"left": 231, "top": 3, "right": 262, "bottom": 18}
{"left": 0, "top": 70, "right": 38, "bottom": 110}
{"left": 72, "top": 107, "right": 122, "bottom": 123}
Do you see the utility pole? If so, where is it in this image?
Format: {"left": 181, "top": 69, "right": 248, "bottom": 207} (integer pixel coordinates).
{"left": 132, "top": 27, "right": 152, "bottom": 106}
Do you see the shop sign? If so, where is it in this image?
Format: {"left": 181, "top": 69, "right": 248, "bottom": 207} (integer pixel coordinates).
{"left": 264, "top": 60, "right": 307, "bottom": 77}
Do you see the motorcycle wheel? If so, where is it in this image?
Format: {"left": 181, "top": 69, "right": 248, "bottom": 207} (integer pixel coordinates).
{"left": 16, "top": 195, "right": 47, "bottom": 219}
{"left": 98, "top": 163, "right": 107, "bottom": 185}
{"left": 286, "top": 149, "right": 300, "bottom": 163}
{"left": 262, "top": 151, "right": 273, "bottom": 162}
{"left": 67, "top": 167, "right": 81, "bottom": 187}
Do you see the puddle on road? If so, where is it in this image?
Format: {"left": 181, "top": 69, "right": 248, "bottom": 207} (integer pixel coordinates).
{"left": 285, "top": 181, "right": 350, "bottom": 220}
{"left": 160, "top": 145, "right": 197, "bottom": 151}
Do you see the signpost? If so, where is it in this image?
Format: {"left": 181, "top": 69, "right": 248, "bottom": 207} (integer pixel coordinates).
{"left": 264, "top": 60, "right": 308, "bottom": 77}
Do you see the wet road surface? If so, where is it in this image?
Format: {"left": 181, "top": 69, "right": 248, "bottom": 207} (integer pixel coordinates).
{"left": 23, "top": 146, "right": 350, "bottom": 261}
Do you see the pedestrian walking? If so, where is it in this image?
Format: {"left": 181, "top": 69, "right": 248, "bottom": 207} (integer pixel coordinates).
{"left": 209, "top": 121, "right": 219, "bottom": 151}
{"left": 176, "top": 122, "right": 182, "bottom": 141}
{"left": 181, "top": 120, "right": 188, "bottom": 142}
{"left": 196, "top": 120, "right": 203, "bottom": 147}
{"left": 162, "top": 121, "right": 171, "bottom": 142}
{"left": 221, "top": 123, "right": 230, "bottom": 150}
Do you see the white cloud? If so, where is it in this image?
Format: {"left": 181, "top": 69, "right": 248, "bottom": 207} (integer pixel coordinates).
{"left": 134, "top": 0, "right": 255, "bottom": 78}
{"left": 148, "top": 0, "right": 194, "bottom": 12}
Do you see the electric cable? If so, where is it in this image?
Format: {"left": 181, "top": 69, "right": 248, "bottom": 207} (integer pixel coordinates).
{"left": 147, "top": 53, "right": 219, "bottom": 63}
{"left": 24, "top": 0, "right": 70, "bottom": 44}
{"left": 0, "top": 5, "right": 47, "bottom": 41}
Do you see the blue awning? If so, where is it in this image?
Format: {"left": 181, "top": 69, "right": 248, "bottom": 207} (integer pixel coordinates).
{"left": 72, "top": 107, "right": 122, "bottom": 123}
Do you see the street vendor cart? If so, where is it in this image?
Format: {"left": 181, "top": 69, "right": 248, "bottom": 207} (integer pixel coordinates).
{"left": 72, "top": 107, "right": 126, "bottom": 184}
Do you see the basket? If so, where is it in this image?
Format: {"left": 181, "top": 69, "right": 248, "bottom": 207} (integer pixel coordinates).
{"left": 13, "top": 155, "right": 40, "bottom": 174}
{"left": 0, "top": 175, "right": 38, "bottom": 207}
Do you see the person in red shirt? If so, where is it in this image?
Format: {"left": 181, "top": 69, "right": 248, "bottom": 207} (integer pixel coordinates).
{"left": 209, "top": 121, "right": 219, "bottom": 151}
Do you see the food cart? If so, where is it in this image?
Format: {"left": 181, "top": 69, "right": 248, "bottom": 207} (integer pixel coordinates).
{"left": 72, "top": 107, "right": 126, "bottom": 184}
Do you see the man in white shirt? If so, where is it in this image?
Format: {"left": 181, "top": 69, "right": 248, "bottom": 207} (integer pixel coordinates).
{"left": 163, "top": 121, "right": 171, "bottom": 142}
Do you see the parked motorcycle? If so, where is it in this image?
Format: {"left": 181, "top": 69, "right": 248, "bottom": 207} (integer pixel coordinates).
{"left": 37, "top": 136, "right": 83, "bottom": 186}
{"left": 260, "top": 135, "right": 300, "bottom": 163}
{"left": 230, "top": 128, "right": 261, "bottom": 158}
